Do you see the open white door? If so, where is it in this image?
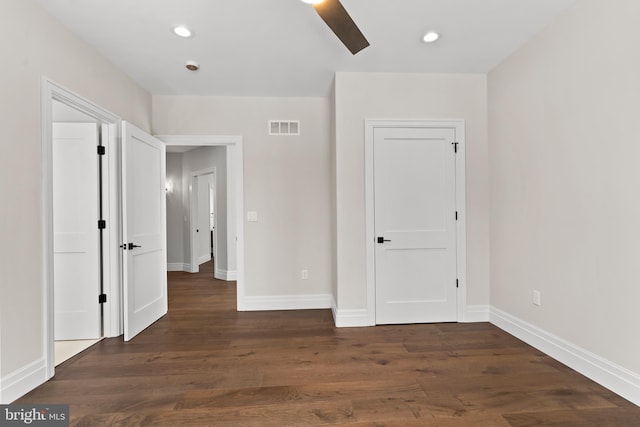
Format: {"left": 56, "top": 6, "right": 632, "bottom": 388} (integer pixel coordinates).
{"left": 122, "top": 121, "right": 167, "bottom": 341}
{"left": 52, "top": 123, "right": 101, "bottom": 340}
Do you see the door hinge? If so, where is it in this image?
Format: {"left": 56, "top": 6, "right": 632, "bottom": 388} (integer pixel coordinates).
{"left": 455, "top": 211, "right": 458, "bottom": 221}
{"left": 456, "top": 279, "right": 459, "bottom": 288}
{"left": 98, "top": 219, "right": 106, "bottom": 229}
{"left": 99, "top": 294, "right": 107, "bottom": 304}
{"left": 452, "top": 142, "right": 459, "bottom": 153}
{"left": 97, "top": 145, "right": 106, "bottom": 155}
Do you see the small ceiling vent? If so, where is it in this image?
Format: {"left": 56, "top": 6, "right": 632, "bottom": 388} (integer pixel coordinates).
{"left": 269, "top": 120, "right": 300, "bottom": 136}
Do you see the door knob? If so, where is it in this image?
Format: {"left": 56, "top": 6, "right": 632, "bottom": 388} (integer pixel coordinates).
{"left": 377, "top": 237, "right": 391, "bottom": 244}
{"left": 128, "top": 243, "right": 141, "bottom": 250}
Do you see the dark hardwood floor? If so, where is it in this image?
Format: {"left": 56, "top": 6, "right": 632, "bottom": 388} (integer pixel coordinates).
{"left": 18, "top": 261, "right": 640, "bottom": 426}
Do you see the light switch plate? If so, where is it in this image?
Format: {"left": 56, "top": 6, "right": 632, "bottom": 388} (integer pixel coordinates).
{"left": 247, "top": 211, "right": 258, "bottom": 222}
{"left": 533, "top": 290, "right": 541, "bottom": 306}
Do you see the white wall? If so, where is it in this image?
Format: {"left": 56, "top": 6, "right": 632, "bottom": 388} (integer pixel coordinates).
{"left": 166, "top": 153, "right": 184, "bottom": 267}
{"left": 153, "top": 96, "right": 333, "bottom": 302}
{"left": 333, "top": 73, "right": 490, "bottom": 318}
{"left": 182, "top": 147, "right": 228, "bottom": 273}
{"left": 0, "top": 0, "right": 151, "bottom": 403}
{"left": 488, "top": 0, "right": 640, "bottom": 377}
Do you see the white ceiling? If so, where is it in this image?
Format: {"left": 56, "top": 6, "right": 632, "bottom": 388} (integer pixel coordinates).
{"left": 35, "top": 0, "right": 576, "bottom": 97}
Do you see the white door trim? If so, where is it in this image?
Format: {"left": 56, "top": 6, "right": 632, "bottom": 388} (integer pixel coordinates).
{"left": 364, "top": 119, "right": 467, "bottom": 325}
{"left": 42, "top": 79, "right": 122, "bottom": 379}
{"left": 190, "top": 168, "right": 216, "bottom": 273}
{"left": 155, "top": 135, "right": 245, "bottom": 310}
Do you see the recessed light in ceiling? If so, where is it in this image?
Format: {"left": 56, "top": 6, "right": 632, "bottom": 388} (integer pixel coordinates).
{"left": 422, "top": 31, "right": 440, "bottom": 43}
{"left": 301, "top": 0, "right": 324, "bottom": 4}
{"left": 173, "top": 26, "right": 192, "bottom": 38}
{"left": 185, "top": 60, "right": 199, "bottom": 71}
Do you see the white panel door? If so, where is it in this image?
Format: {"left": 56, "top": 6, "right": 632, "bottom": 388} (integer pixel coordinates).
{"left": 197, "top": 174, "right": 212, "bottom": 264}
{"left": 52, "top": 123, "right": 101, "bottom": 340}
{"left": 122, "top": 121, "right": 167, "bottom": 341}
{"left": 374, "top": 126, "right": 457, "bottom": 324}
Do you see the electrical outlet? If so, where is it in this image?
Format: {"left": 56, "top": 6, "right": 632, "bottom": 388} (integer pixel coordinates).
{"left": 533, "top": 290, "right": 541, "bottom": 306}
{"left": 301, "top": 269, "right": 309, "bottom": 280}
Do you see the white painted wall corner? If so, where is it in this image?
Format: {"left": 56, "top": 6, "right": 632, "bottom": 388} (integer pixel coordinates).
{"left": 331, "top": 298, "right": 373, "bottom": 328}
{"left": 215, "top": 269, "right": 237, "bottom": 281}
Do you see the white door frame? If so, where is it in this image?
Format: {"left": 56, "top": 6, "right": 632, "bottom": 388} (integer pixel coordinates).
{"left": 155, "top": 135, "right": 245, "bottom": 309}
{"left": 42, "top": 79, "right": 122, "bottom": 379}
{"left": 364, "top": 119, "right": 467, "bottom": 325}
{"left": 190, "top": 168, "right": 216, "bottom": 272}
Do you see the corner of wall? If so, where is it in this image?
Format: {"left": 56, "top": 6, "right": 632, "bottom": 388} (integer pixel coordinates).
{"left": 331, "top": 296, "right": 372, "bottom": 328}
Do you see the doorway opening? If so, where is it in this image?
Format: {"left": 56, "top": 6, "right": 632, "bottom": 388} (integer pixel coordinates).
{"left": 165, "top": 153, "right": 221, "bottom": 276}
{"left": 157, "top": 135, "right": 245, "bottom": 308}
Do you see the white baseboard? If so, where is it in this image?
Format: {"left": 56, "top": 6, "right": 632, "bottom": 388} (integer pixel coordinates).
{"left": 331, "top": 298, "right": 373, "bottom": 328}
{"left": 490, "top": 306, "right": 640, "bottom": 407}
{"left": 1, "top": 358, "right": 47, "bottom": 404}
{"left": 329, "top": 301, "right": 488, "bottom": 327}
{"left": 462, "top": 305, "right": 490, "bottom": 323}
{"left": 241, "top": 294, "right": 332, "bottom": 311}
{"left": 167, "top": 262, "right": 190, "bottom": 272}
{"left": 215, "top": 268, "right": 237, "bottom": 281}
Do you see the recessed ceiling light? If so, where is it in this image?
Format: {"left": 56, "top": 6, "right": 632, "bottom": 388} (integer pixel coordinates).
{"left": 173, "top": 26, "right": 192, "bottom": 38}
{"left": 422, "top": 31, "right": 440, "bottom": 43}
{"left": 301, "top": 0, "right": 324, "bottom": 4}
{"left": 185, "top": 60, "right": 199, "bottom": 71}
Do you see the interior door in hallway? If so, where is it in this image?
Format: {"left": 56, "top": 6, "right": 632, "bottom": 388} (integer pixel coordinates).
{"left": 122, "top": 121, "right": 167, "bottom": 341}
{"left": 52, "top": 123, "right": 101, "bottom": 340}
{"left": 197, "top": 173, "right": 214, "bottom": 264}
{"left": 374, "top": 126, "right": 458, "bottom": 324}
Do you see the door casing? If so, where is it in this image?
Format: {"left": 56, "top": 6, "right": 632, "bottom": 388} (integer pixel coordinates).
{"left": 364, "top": 119, "right": 467, "bottom": 326}
{"left": 42, "top": 79, "right": 122, "bottom": 379}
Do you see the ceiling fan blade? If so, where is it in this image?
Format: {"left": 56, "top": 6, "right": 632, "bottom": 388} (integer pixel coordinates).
{"left": 313, "top": 0, "right": 370, "bottom": 55}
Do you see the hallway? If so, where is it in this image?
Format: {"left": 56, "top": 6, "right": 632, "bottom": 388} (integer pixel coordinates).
{"left": 16, "top": 262, "right": 640, "bottom": 426}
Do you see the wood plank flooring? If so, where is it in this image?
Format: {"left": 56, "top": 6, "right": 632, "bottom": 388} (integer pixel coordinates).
{"left": 17, "top": 261, "right": 640, "bottom": 426}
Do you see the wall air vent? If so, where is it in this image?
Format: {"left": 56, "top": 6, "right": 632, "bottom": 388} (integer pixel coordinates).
{"left": 269, "top": 120, "right": 300, "bottom": 136}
